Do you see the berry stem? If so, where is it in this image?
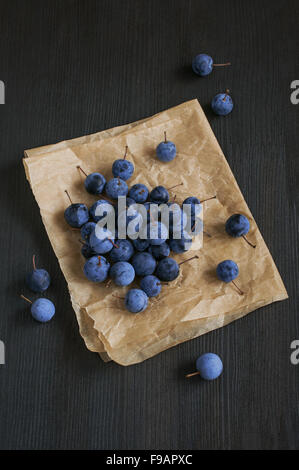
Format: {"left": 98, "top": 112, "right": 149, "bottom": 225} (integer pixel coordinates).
{"left": 20, "top": 294, "right": 32, "bottom": 304}
{"left": 222, "top": 89, "right": 230, "bottom": 102}
{"left": 105, "top": 279, "right": 112, "bottom": 288}
{"left": 108, "top": 238, "right": 119, "bottom": 248}
{"left": 231, "top": 280, "right": 244, "bottom": 295}
{"left": 179, "top": 255, "right": 199, "bottom": 266}
{"left": 164, "top": 131, "right": 167, "bottom": 143}
{"left": 98, "top": 256, "right": 102, "bottom": 266}
{"left": 242, "top": 235, "right": 256, "bottom": 249}
{"left": 185, "top": 371, "right": 200, "bottom": 378}
{"left": 113, "top": 294, "right": 125, "bottom": 300}
{"left": 65, "top": 190, "right": 73, "bottom": 204}
{"left": 203, "top": 230, "right": 212, "bottom": 238}
{"left": 167, "top": 183, "right": 183, "bottom": 191}
{"left": 213, "top": 62, "right": 231, "bottom": 67}
{"left": 123, "top": 146, "right": 128, "bottom": 159}
{"left": 77, "top": 165, "right": 88, "bottom": 177}
{"left": 157, "top": 282, "right": 169, "bottom": 286}
{"left": 78, "top": 239, "right": 85, "bottom": 245}
{"left": 32, "top": 254, "right": 36, "bottom": 271}
{"left": 118, "top": 176, "right": 121, "bottom": 186}
{"left": 201, "top": 195, "right": 217, "bottom": 204}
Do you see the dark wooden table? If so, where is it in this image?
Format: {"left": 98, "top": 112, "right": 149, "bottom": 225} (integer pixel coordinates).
{"left": 0, "top": 0, "right": 298, "bottom": 450}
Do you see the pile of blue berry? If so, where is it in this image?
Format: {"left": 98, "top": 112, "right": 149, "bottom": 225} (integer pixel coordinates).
{"left": 63, "top": 144, "right": 213, "bottom": 314}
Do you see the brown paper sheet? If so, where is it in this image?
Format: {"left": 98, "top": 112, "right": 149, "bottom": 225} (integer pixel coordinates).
{"left": 23, "top": 99, "right": 288, "bottom": 365}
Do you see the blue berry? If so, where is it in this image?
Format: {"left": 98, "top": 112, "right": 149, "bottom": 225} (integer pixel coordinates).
{"left": 83, "top": 255, "right": 110, "bottom": 282}
{"left": 31, "top": 298, "right": 55, "bottom": 323}
{"left": 225, "top": 214, "right": 250, "bottom": 238}
{"left": 140, "top": 275, "right": 161, "bottom": 297}
{"left": 80, "top": 221, "right": 96, "bottom": 242}
{"left": 112, "top": 152, "right": 134, "bottom": 181}
{"left": 211, "top": 92, "right": 233, "bottom": 116}
{"left": 89, "top": 200, "right": 114, "bottom": 223}
{"left": 125, "top": 289, "right": 148, "bottom": 313}
{"left": 192, "top": 53, "right": 213, "bottom": 76}
{"left": 183, "top": 197, "right": 202, "bottom": 218}
{"left": 132, "top": 238, "right": 150, "bottom": 252}
{"left": 148, "top": 242, "right": 170, "bottom": 260}
{"left": 106, "top": 178, "right": 128, "bottom": 199}
{"left": 129, "top": 184, "right": 149, "bottom": 203}
{"left": 109, "top": 261, "right": 135, "bottom": 286}
{"left": 192, "top": 54, "right": 230, "bottom": 77}
{"left": 216, "top": 260, "right": 239, "bottom": 283}
{"left": 149, "top": 186, "right": 169, "bottom": 204}
{"left": 89, "top": 227, "right": 114, "bottom": 254}
{"left": 196, "top": 353, "right": 223, "bottom": 380}
{"left": 169, "top": 230, "right": 192, "bottom": 253}
{"left": 84, "top": 172, "right": 106, "bottom": 195}
{"left": 110, "top": 239, "right": 134, "bottom": 262}
{"left": 131, "top": 252, "right": 156, "bottom": 276}
{"left": 156, "top": 133, "right": 176, "bottom": 162}
{"left": 26, "top": 258, "right": 51, "bottom": 293}
{"left": 64, "top": 203, "right": 89, "bottom": 228}
{"left": 156, "top": 257, "right": 179, "bottom": 282}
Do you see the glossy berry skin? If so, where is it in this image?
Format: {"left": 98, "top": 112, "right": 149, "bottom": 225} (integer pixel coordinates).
{"left": 192, "top": 53, "right": 213, "bottom": 76}
{"left": 89, "top": 227, "right": 114, "bottom": 254}
{"left": 196, "top": 353, "right": 223, "bottom": 380}
{"left": 26, "top": 269, "right": 51, "bottom": 293}
{"left": 64, "top": 203, "right": 89, "bottom": 228}
{"left": 140, "top": 275, "right": 161, "bottom": 298}
{"left": 31, "top": 298, "right": 55, "bottom": 323}
{"left": 89, "top": 200, "right": 114, "bottom": 223}
{"left": 110, "top": 239, "right": 134, "bottom": 262}
{"left": 225, "top": 214, "right": 250, "bottom": 238}
{"left": 169, "top": 230, "right": 192, "bottom": 254}
{"left": 156, "top": 257, "right": 179, "bottom": 282}
{"left": 81, "top": 243, "right": 96, "bottom": 259}
{"left": 112, "top": 159, "right": 134, "bottom": 181}
{"left": 216, "top": 260, "right": 239, "bottom": 283}
{"left": 156, "top": 140, "right": 176, "bottom": 162}
{"left": 149, "top": 186, "right": 169, "bottom": 204}
{"left": 131, "top": 252, "right": 156, "bottom": 276}
{"left": 211, "top": 93, "right": 233, "bottom": 116}
{"left": 125, "top": 289, "right": 148, "bottom": 313}
{"left": 106, "top": 178, "right": 128, "bottom": 199}
{"left": 148, "top": 242, "right": 170, "bottom": 260}
{"left": 147, "top": 222, "right": 168, "bottom": 246}
{"left": 109, "top": 261, "right": 135, "bottom": 286}
{"left": 80, "top": 221, "right": 96, "bottom": 242}
{"left": 129, "top": 184, "right": 149, "bottom": 203}
{"left": 84, "top": 173, "right": 106, "bottom": 195}
{"left": 83, "top": 255, "right": 110, "bottom": 282}
{"left": 132, "top": 238, "right": 150, "bottom": 252}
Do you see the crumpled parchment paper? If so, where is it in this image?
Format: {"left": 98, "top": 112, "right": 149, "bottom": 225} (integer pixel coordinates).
{"left": 23, "top": 99, "right": 288, "bottom": 365}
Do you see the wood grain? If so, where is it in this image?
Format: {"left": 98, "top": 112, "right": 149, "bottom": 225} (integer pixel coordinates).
{"left": 0, "top": 0, "right": 298, "bottom": 450}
